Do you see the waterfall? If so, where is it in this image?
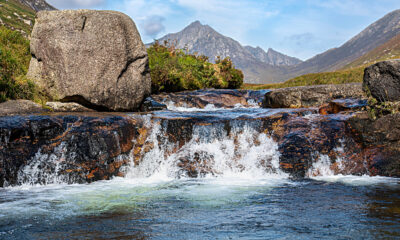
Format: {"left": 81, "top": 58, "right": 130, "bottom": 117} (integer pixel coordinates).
{"left": 126, "top": 117, "right": 288, "bottom": 180}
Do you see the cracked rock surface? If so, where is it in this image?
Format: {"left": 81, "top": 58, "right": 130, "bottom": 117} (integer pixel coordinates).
{"left": 27, "top": 10, "right": 151, "bottom": 111}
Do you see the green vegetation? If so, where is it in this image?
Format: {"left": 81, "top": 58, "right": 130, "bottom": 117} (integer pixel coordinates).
{"left": 148, "top": 41, "right": 243, "bottom": 93}
{"left": 242, "top": 67, "right": 364, "bottom": 90}
{"left": 0, "top": 0, "right": 35, "bottom": 36}
{"left": 0, "top": 26, "right": 43, "bottom": 103}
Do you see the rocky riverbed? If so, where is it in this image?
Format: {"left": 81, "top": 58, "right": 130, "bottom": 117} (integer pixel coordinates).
{"left": 1, "top": 87, "right": 399, "bottom": 187}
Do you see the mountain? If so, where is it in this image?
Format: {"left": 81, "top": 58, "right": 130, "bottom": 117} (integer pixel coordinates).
{"left": 152, "top": 21, "right": 301, "bottom": 83}
{"left": 244, "top": 46, "right": 302, "bottom": 66}
{"left": 285, "top": 9, "right": 400, "bottom": 79}
{"left": 343, "top": 32, "right": 400, "bottom": 69}
{"left": 17, "top": 0, "right": 56, "bottom": 12}
{"left": 152, "top": 10, "right": 400, "bottom": 84}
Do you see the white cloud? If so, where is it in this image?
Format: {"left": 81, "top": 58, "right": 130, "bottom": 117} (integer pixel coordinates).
{"left": 143, "top": 15, "right": 165, "bottom": 38}
{"left": 47, "top": 0, "right": 105, "bottom": 9}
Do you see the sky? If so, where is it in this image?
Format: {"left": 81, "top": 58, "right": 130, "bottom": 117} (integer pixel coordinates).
{"left": 46, "top": 0, "right": 400, "bottom": 60}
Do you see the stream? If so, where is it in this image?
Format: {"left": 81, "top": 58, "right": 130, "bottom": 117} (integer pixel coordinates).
{"left": 1, "top": 91, "right": 399, "bottom": 239}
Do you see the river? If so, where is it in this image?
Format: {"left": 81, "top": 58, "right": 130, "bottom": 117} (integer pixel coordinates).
{"left": 1, "top": 93, "right": 399, "bottom": 239}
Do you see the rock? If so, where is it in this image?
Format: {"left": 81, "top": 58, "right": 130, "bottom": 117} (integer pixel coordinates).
{"left": 27, "top": 10, "right": 151, "bottom": 111}
{"left": 0, "top": 100, "right": 48, "bottom": 116}
{"left": 347, "top": 112, "right": 400, "bottom": 177}
{"left": 319, "top": 99, "right": 367, "bottom": 115}
{"left": 363, "top": 59, "right": 400, "bottom": 102}
{"left": 140, "top": 97, "right": 167, "bottom": 112}
{"left": 262, "top": 83, "right": 364, "bottom": 108}
{"left": 151, "top": 89, "right": 265, "bottom": 109}
{"left": 0, "top": 113, "right": 143, "bottom": 186}
{"left": 46, "top": 102, "right": 94, "bottom": 112}
{"left": 278, "top": 132, "right": 313, "bottom": 178}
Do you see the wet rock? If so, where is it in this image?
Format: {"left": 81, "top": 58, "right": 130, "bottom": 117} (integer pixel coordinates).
{"left": 27, "top": 10, "right": 151, "bottom": 111}
{"left": 363, "top": 60, "right": 400, "bottom": 102}
{"left": 151, "top": 89, "right": 265, "bottom": 109}
{"left": 262, "top": 83, "right": 364, "bottom": 108}
{"left": 319, "top": 99, "right": 367, "bottom": 115}
{"left": 177, "top": 151, "right": 217, "bottom": 178}
{"left": 0, "top": 113, "right": 142, "bottom": 187}
{"left": 0, "top": 100, "right": 49, "bottom": 116}
{"left": 347, "top": 112, "right": 400, "bottom": 177}
{"left": 140, "top": 97, "right": 167, "bottom": 112}
{"left": 278, "top": 132, "right": 313, "bottom": 178}
{"left": 46, "top": 102, "right": 94, "bottom": 112}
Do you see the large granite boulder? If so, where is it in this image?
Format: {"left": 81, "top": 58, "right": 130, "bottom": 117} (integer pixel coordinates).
{"left": 27, "top": 10, "right": 151, "bottom": 111}
{"left": 363, "top": 60, "right": 400, "bottom": 102}
{"left": 262, "top": 83, "right": 364, "bottom": 108}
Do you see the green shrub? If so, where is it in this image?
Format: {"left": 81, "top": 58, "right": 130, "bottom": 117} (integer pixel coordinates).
{"left": 148, "top": 41, "right": 243, "bottom": 93}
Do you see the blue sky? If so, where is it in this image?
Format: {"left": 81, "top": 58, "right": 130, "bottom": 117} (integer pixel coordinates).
{"left": 46, "top": 0, "right": 400, "bottom": 60}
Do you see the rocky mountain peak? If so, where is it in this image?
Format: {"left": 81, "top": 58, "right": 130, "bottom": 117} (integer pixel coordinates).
{"left": 152, "top": 21, "right": 302, "bottom": 83}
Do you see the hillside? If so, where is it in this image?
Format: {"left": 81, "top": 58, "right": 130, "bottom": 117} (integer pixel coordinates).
{"left": 152, "top": 21, "right": 300, "bottom": 83}
{"left": 344, "top": 33, "right": 400, "bottom": 69}
{"left": 0, "top": 0, "right": 36, "bottom": 36}
{"left": 17, "top": 0, "right": 55, "bottom": 12}
{"left": 284, "top": 9, "right": 400, "bottom": 79}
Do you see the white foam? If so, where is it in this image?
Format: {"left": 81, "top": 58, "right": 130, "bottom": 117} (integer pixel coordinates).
{"left": 312, "top": 175, "right": 400, "bottom": 186}
{"left": 125, "top": 121, "right": 288, "bottom": 182}
{"left": 165, "top": 102, "right": 259, "bottom": 112}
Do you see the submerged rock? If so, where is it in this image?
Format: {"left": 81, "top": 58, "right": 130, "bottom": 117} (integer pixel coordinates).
{"left": 319, "top": 99, "right": 367, "bottom": 115}
{"left": 140, "top": 97, "right": 167, "bottom": 112}
{"left": 262, "top": 83, "right": 364, "bottom": 108}
{"left": 151, "top": 89, "right": 266, "bottom": 108}
{"left": 364, "top": 59, "right": 400, "bottom": 102}
{"left": 27, "top": 10, "right": 151, "bottom": 111}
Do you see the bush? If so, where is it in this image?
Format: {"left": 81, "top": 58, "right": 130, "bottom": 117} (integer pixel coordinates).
{"left": 0, "top": 26, "right": 39, "bottom": 102}
{"left": 148, "top": 41, "right": 243, "bottom": 93}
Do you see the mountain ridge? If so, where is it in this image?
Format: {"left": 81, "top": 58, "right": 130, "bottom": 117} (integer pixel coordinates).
{"left": 152, "top": 9, "right": 400, "bottom": 84}
{"left": 151, "top": 20, "right": 301, "bottom": 83}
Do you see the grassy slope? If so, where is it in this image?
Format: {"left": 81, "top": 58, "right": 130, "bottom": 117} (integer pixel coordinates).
{"left": 343, "top": 33, "right": 400, "bottom": 69}
{"left": 243, "top": 33, "right": 400, "bottom": 90}
{"left": 0, "top": 1, "right": 46, "bottom": 103}
{"left": 0, "top": 0, "right": 35, "bottom": 35}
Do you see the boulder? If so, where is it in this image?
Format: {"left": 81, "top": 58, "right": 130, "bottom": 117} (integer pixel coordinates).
{"left": 262, "top": 83, "right": 364, "bottom": 108}
{"left": 0, "top": 100, "right": 48, "bottom": 116}
{"left": 363, "top": 59, "right": 400, "bottom": 102}
{"left": 27, "top": 10, "right": 151, "bottom": 111}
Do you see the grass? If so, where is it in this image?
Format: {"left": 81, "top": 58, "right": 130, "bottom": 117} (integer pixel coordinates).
{"left": 0, "top": 0, "right": 35, "bottom": 36}
{"left": 242, "top": 67, "right": 364, "bottom": 90}
{"left": 0, "top": 26, "right": 46, "bottom": 103}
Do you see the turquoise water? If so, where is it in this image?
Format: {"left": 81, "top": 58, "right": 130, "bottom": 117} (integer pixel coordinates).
{"left": 1, "top": 176, "right": 399, "bottom": 239}
{"left": 1, "top": 101, "right": 399, "bottom": 239}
